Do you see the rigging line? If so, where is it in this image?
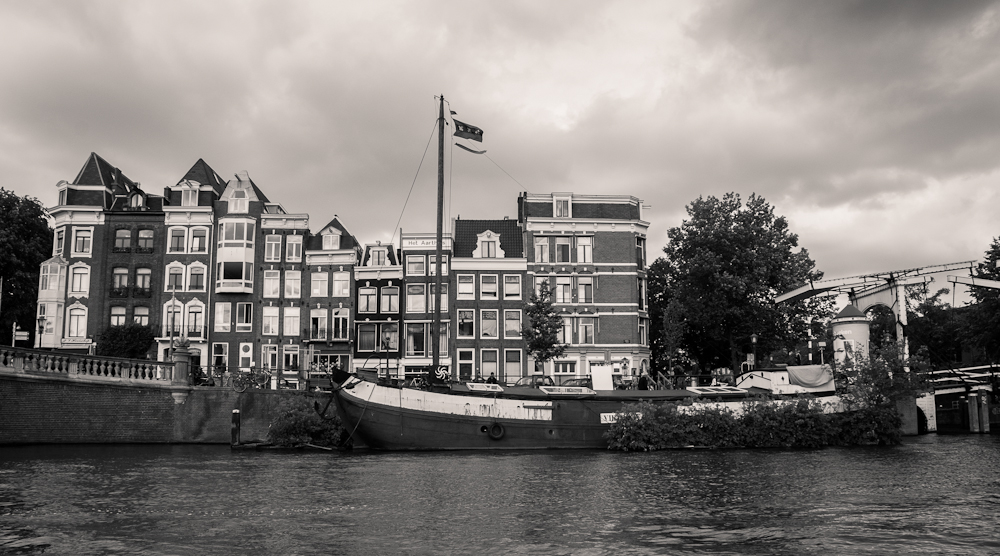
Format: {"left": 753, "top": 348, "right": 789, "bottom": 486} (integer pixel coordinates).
{"left": 483, "top": 152, "right": 529, "bottom": 192}
{"left": 391, "top": 119, "right": 438, "bottom": 247}
{"left": 448, "top": 140, "right": 454, "bottom": 234}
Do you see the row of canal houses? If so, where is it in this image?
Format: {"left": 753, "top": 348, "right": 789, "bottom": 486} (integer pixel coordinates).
{"left": 35, "top": 153, "right": 651, "bottom": 387}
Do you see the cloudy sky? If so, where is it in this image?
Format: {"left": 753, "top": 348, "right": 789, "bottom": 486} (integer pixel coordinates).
{"left": 3, "top": 1, "right": 999, "bottom": 298}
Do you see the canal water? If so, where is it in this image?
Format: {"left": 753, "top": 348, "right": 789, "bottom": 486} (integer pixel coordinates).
{"left": 1, "top": 435, "right": 998, "bottom": 555}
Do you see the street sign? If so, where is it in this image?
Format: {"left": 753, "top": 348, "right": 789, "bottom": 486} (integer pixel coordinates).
{"left": 14, "top": 331, "right": 29, "bottom": 341}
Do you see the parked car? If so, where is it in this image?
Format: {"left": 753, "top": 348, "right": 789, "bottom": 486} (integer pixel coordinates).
{"left": 560, "top": 377, "right": 593, "bottom": 388}
{"left": 510, "top": 375, "right": 556, "bottom": 388}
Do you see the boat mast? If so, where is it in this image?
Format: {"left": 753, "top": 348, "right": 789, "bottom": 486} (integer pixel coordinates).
{"left": 431, "top": 95, "right": 445, "bottom": 378}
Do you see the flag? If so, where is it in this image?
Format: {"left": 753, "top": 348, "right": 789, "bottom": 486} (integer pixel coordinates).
{"left": 455, "top": 143, "right": 486, "bottom": 155}
{"left": 453, "top": 119, "right": 484, "bottom": 142}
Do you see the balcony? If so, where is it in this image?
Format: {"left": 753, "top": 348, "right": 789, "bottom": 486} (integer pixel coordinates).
{"left": 109, "top": 287, "right": 129, "bottom": 298}
{"left": 162, "top": 324, "right": 183, "bottom": 337}
{"left": 133, "top": 287, "right": 151, "bottom": 298}
{"left": 112, "top": 246, "right": 131, "bottom": 253}
{"left": 185, "top": 325, "right": 205, "bottom": 339}
{"left": 136, "top": 246, "right": 154, "bottom": 254}
{"left": 310, "top": 327, "right": 328, "bottom": 341}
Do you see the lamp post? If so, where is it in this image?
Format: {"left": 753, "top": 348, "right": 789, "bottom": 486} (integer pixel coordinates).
{"left": 36, "top": 316, "right": 46, "bottom": 349}
{"left": 750, "top": 333, "right": 758, "bottom": 370}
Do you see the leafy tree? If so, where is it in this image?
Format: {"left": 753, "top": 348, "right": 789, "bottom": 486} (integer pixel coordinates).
{"left": 653, "top": 192, "right": 833, "bottom": 373}
{"left": 521, "top": 280, "right": 566, "bottom": 372}
{"left": 95, "top": 323, "right": 155, "bottom": 359}
{"left": 960, "top": 237, "right": 1000, "bottom": 363}
{"left": 905, "top": 286, "right": 966, "bottom": 367}
{"left": 0, "top": 189, "right": 52, "bottom": 346}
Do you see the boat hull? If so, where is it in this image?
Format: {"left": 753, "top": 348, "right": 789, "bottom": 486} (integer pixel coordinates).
{"left": 332, "top": 379, "right": 677, "bottom": 450}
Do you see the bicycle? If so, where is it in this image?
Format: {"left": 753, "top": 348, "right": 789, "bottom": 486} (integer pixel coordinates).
{"left": 232, "top": 368, "right": 272, "bottom": 393}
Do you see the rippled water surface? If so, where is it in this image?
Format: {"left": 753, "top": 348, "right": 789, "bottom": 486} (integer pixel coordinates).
{"left": 1, "top": 435, "right": 999, "bottom": 555}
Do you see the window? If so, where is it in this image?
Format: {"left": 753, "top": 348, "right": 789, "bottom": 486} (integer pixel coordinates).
{"left": 213, "top": 343, "right": 229, "bottom": 371}
{"left": 561, "top": 318, "right": 573, "bottom": 344}
{"left": 406, "top": 284, "right": 426, "bottom": 313}
{"left": 181, "top": 188, "right": 198, "bottom": 207}
{"left": 458, "top": 310, "right": 475, "bottom": 338}
{"left": 262, "top": 345, "right": 278, "bottom": 371}
{"left": 114, "top": 229, "right": 131, "bottom": 250}
{"left": 481, "top": 310, "right": 498, "bottom": 338}
{"left": 129, "top": 193, "right": 143, "bottom": 208}
{"left": 40, "top": 264, "right": 58, "bottom": 291}
{"left": 190, "top": 229, "right": 208, "bottom": 253}
{"left": 406, "top": 323, "right": 426, "bottom": 356}
{"left": 236, "top": 302, "right": 253, "bottom": 332}
{"left": 406, "top": 255, "right": 425, "bottom": 276}
{"left": 555, "top": 361, "right": 576, "bottom": 374}
{"left": 229, "top": 189, "right": 248, "bottom": 213}
{"left": 480, "top": 275, "right": 498, "bottom": 300}
{"left": 219, "top": 261, "right": 254, "bottom": 287}
{"left": 358, "top": 324, "right": 377, "bottom": 352}
{"left": 110, "top": 306, "right": 126, "bottom": 326}
{"left": 534, "top": 237, "right": 549, "bottom": 263}
{"left": 381, "top": 323, "right": 399, "bottom": 351}
{"left": 220, "top": 221, "right": 255, "bottom": 248}
{"left": 323, "top": 234, "right": 340, "bottom": 250}
{"left": 262, "top": 306, "right": 279, "bottom": 335}
{"left": 283, "top": 345, "right": 299, "bottom": 372}
{"left": 133, "top": 306, "right": 149, "bottom": 326}
{"left": 481, "top": 350, "right": 498, "bottom": 380}
{"left": 638, "top": 278, "right": 646, "bottom": 310}
{"left": 505, "top": 350, "right": 522, "bottom": 381}
{"left": 164, "top": 303, "right": 182, "bottom": 334}
{"left": 285, "top": 271, "right": 301, "bottom": 298}
{"left": 310, "top": 309, "right": 327, "bottom": 340}
{"left": 457, "top": 275, "right": 475, "bottom": 300}
{"left": 555, "top": 277, "right": 571, "bottom": 303}
{"left": 286, "top": 236, "right": 302, "bottom": 262}
{"left": 138, "top": 230, "right": 154, "bottom": 250}
{"left": 169, "top": 229, "right": 186, "bottom": 253}
{"left": 70, "top": 266, "right": 89, "bottom": 294}
{"left": 555, "top": 238, "right": 571, "bottom": 263}
{"left": 504, "top": 275, "right": 521, "bottom": 300}
{"left": 429, "top": 255, "right": 448, "bottom": 275}
{"left": 579, "top": 317, "right": 595, "bottom": 344}
{"left": 577, "top": 236, "right": 593, "bottom": 263}
{"left": 332, "top": 272, "right": 350, "bottom": 297}
{"left": 283, "top": 307, "right": 300, "bottom": 336}
{"left": 577, "top": 277, "right": 593, "bottom": 303}
{"left": 187, "top": 306, "right": 204, "bottom": 335}
{"left": 381, "top": 286, "right": 399, "bottom": 313}
{"left": 265, "top": 235, "right": 281, "bottom": 262}
{"left": 239, "top": 342, "right": 253, "bottom": 369}
{"left": 458, "top": 350, "right": 474, "bottom": 381}
{"left": 311, "top": 272, "right": 328, "bottom": 297}
{"left": 73, "top": 229, "right": 92, "bottom": 255}
{"left": 68, "top": 307, "right": 86, "bottom": 337}
{"left": 332, "top": 312, "right": 349, "bottom": 340}
{"left": 555, "top": 198, "right": 571, "bottom": 217}
{"left": 370, "top": 249, "right": 387, "bottom": 266}
{"left": 504, "top": 310, "right": 521, "bottom": 338}
{"left": 189, "top": 266, "right": 206, "bottom": 291}
{"left": 167, "top": 267, "right": 184, "bottom": 291}
{"left": 639, "top": 318, "right": 647, "bottom": 346}
{"left": 112, "top": 267, "right": 129, "bottom": 289}
{"left": 136, "top": 268, "right": 151, "bottom": 290}
{"left": 55, "top": 230, "right": 65, "bottom": 255}
{"left": 215, "top": 302, "right": 231, "bottom": 332}
{"left": 636, "top": 237, "right": 646, "bottom": 268}
{"left": 358, "top": 287, "right": 377, "bottom": 313}
{"left": 481, "top": 240, "right": 497, "bottom": 258}
{"left": 263, "top": 270, "right": 280, "bottom": 298}
{"left": 428, "top": 283, "right": 447, "bottom": 312}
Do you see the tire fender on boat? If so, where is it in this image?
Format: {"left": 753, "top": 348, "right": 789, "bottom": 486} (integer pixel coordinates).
{"left": 487, "top": 422, "right": 505, "bottom": 440}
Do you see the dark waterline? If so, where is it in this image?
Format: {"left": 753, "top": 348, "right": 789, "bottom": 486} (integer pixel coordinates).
{"left": 1, "top": 435, "right": 999, "bottom": 555}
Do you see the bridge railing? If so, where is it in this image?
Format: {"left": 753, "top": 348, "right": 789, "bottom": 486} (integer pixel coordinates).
{"left": 0, "top": 346, "right": 175, "bottom": 384}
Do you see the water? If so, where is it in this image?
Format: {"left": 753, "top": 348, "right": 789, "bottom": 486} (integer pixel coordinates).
{"left": 1, "top": 435, "right": 998, "bottom": 555}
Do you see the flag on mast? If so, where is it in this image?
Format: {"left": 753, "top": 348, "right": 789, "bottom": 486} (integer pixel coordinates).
{"left": 453, "top": 119, "right": 484, "bottom": 142}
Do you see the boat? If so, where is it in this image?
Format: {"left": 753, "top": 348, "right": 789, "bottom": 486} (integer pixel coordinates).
{"left": 326, "top": 366, "right": 754, "bottom": 449}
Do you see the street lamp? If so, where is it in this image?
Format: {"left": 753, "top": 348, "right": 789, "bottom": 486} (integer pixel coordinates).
{"left": 750, "top": 333, "right": 758, "bottom": 370}
{"left": 36, "top": 316, "right": 46, "bottom": 349}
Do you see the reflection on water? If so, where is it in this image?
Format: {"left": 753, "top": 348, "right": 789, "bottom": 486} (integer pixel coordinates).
{"left": 1, "top": 435, "right": 999, "bottom": 555}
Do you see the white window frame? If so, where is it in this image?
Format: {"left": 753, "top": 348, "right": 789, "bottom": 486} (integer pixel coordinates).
{"left": 322, "top": 233, "right": 341, "bottom": 250}
{"left": 187, "top": 263, "right": 207, "bottom": 292}
{"left": 555, "top": 237, "right": 571, "bottom": 263}
{"left": 481, "top": 349, "right": 499, "bottom": 380}
{"left": 265, "top": 235, "right": 282, "bottom": 262}
{"left": 69, "top": 263, "right": 91, "bottom": 297}
{"left": 167, "top": 227, "right": 187, "bottom": 254}
{"left": 283, "top": 307, "right": 300, "bottom": 336}
{"left": 190, "top": 227, "right": 209, "bottom": 253}
{"left": 554, "top": 197, "right": 571, "bottom": 218}
{"left": 263, "top": 270, "right": 280, "bottom": 298}
{"left": 229, "top": 189, "right": 248, "bottom": 213}
{"left": 480, "top": 275, "right": 498, "bottom": 300}
{"left": 504, "top": 309, "right": 522, "bottom": 339}
{"left": 286, "top": 235, "right": 303, "bottom": 262}
{"left": 236, "top": 302, "right": 253, "bottom": 332}
{"left": 579, "top": 317, "right": 595, "bottom": 345}
{"left": 110, "top": 306, "right": 126, "bottom": 326}
{"left": 428, "top": 283, "right": 448, "bottom": 312}
{"left": 72, "top": 227, "right": 94, "bottom": 257}
{"left": 358, "top": 287, "right": 377, "bottom": 313}
{"left": 503, "top": 275, "right": 521, "bottom": 300}
{"left": 504, "top": 349, "right": 523, "bottom": 382}
{"left": 215, "top": 302, "right": 231, "bottom": 332}
{"left": 381, "top": 286, "right": 399, "bottom": 313}
{"left": 332, "top": 311, "right": 349, "bottom": 340}
{"left": 332, "top": 272, "right": 350, "bottom": 297}
{"left": 406, "top": 255, "right": 426, "bottom": 276}
{"left": 457, "top": 274, "right": 475, "bottom": 300}
{"left": 66, "top": 304, "right": 88, "bottom": 338}
{"left": 262, "top": 306, "right": 279, "bottom": 336}
{"left": 284, "top": 270, "right": 301, "bottom": 298}
{"left": 429, "top": 255, "right": 449, "bottom": 275}
{"left": 166, "top": 263, "right": 185, "bottom": 292}
{"left": 181, "top": 187, "right": 199, "bottom": 207}
{"left": 406, "top": 283, "right": 426, "bottom": 313}
{"left": 311, "top": 272, "right": 328, "bottom": 297}
{"left": 481, "top": 309, "right": 499, "bottom": 339}
{"left": 576, "top": 236, "right": 593, "bottom": 263}
{"left": 534, "top": 237, "right": 548, "bottom": 263}
{"left": 577, "top": 276, "right": 593, "bottom": 303}
{"left": 457, "top": 309, "right": 475, "bottom": 339}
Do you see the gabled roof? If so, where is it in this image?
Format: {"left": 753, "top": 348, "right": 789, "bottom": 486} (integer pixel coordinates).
{"left": 453, "top": 219, "right": 522, "bottom": 258}
{"left": 233, "top": 171, "right": 270, "bottom": 204}
{"left": 178, "top": 158, "right": 227, "bottom": 196}
{"left": 72, "top": 152, "right": 137, "bottom": 195}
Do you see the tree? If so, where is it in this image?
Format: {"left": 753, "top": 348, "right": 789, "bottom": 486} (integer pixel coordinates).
{"left": 960, "top": 237, "right": 1000, "bottom": 363}
{"left": 95, "top": 323, "right": 155, "bottom": 359}
{"left": 0, "top": 189, "right": 52, "bottom": 346}
{"left": 905, "top": 286, "right": 966, "bottom": 367}
{"left": 652, "top": 192, "right": 833, "bottom": 373}
{"left": 521, "top": 280, "right": 566, "bottom": 372}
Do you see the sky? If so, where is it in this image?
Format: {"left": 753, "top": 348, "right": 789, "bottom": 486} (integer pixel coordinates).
{"left": 2, "top": 0, "right": 999, "bottom": 302}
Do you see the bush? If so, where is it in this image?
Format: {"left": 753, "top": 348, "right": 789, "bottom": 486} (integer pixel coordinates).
{"left": 267, "top": 397, "right": 350, "bottom": 448}
{"left": 604, "top": 399, "right": 900, "bottom": 451}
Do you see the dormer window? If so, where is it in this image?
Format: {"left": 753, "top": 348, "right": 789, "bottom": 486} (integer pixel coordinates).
{"left": 181, "top": 188, "right": 198, "bottom": 207}
{"left": 473, "top": 230, "right": 505, "bottom": 259}
{"left": 129, "top": 193, "right": 143, "bottom": 208}
{"left": 323, "top": 233, "right": 341, "bottom": 250}
{"left": 59, "top": 189, "right": 68, "bottom": 206}
{"left": 554, "top": 197, "right": 571, "bottom": 218}
{"left": 230, "top": 189, "right": 248, "bottom": 213}
{"left": 370, "top": 249, "right": 387, "bottom": 266}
